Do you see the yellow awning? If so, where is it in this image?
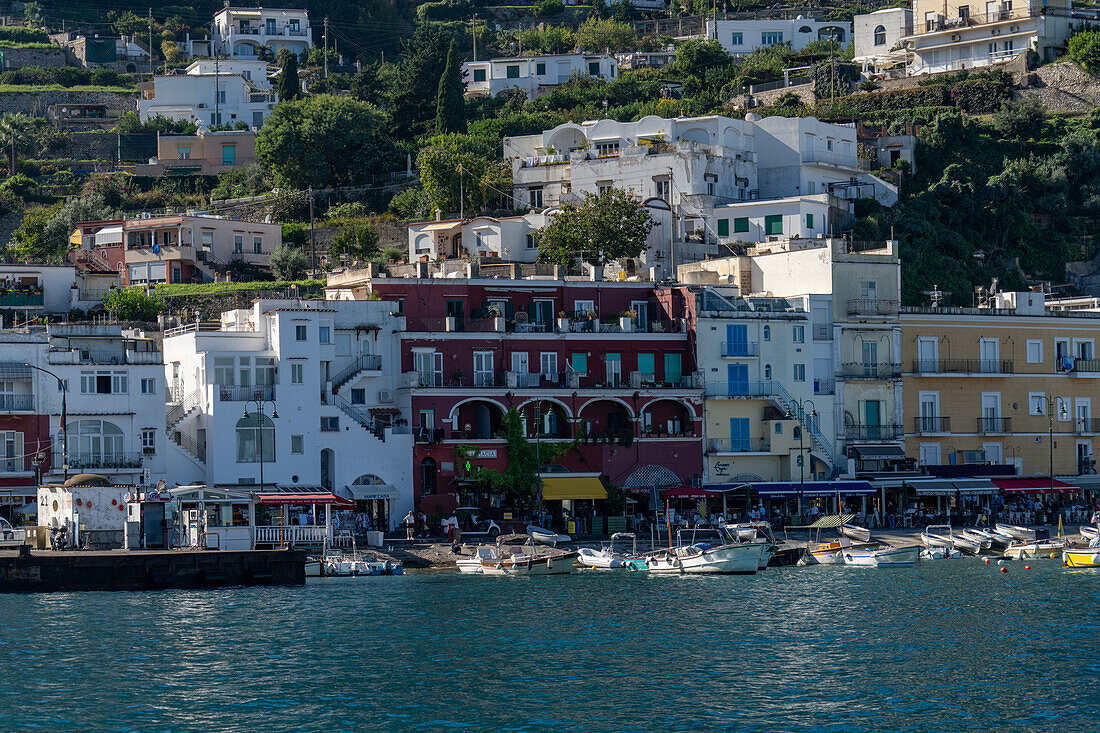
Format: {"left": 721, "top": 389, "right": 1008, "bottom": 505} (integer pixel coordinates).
{"left": 418, "top": 221, "right": 462, "bottom": 232}
{"left": 540, "top": 476, "right": 607, "bottom": 501}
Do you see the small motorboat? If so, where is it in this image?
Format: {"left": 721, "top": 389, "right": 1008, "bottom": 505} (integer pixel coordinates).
{"left": 1004, "top": 538, "right": 1066, "bottom": 560}
{"left": 480, "top": 535, "right": 577, "bottom": 576}
{"left": 1063, "top": 541, "right": 1100, "bottom": 568}
{"left": 996, "top": 523, "right": 1036, "bottom": 542}
{"left": 719, "top": 522, "right": 778, "bottom": 570}
{"left": 769, "top": 546, "right": 806, "bottom": 566}
{"left": 953, "top": 534, "right": 984, "bottom": 556}
{"left": 1079, "top": 525, "right": 1099, "bottom": 542}
{"left": 969, "top": 529, "right": 1012, "bottom": 549}
{"left": 920, "top": 525, "right": 956, "bottom": 549}
{"left": 645, "top": 541, "right": 764, "bottom": 575}
{"left": 576, "top": 533, "right": 645, "bottom": 570}
{"left": 456, "top": 546, "right": 498, "bottom": 574}
{"left": 839, "top": 525, "right": 872, "bottom": 543}
{"left": 304, "top": 558, "right": 322, "bottom": 577}
{"left": 921, "top": 547, "right": 963, "bottom": 560}
{"left": 843, "top": 545, "right": 921, "bottom": 567}
{"left": 804, "top": 539, "right": 878, "bottom": 565}
{"left": 527, "top": 525, "right": 571, "bottom": 546}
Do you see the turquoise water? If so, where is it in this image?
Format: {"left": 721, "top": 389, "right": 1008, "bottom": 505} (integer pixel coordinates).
{"left": 0, "top": 561, "right": 1097, "bottom": 732}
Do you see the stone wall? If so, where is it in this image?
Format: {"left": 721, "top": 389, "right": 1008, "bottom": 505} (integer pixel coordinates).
{"left": 38, "top": 132, "right": 119, "bottom": 162}
{"left": 736, "top": 81, "right": 817, "bottom": 109}
{"left": 1018, "top": 61, "right": 1100, "bottom": 113}
{"left": 0, "top": 45, "right": 68, "bottom": 68}
{"left": 0, "top": 90, "right": 135, "bottom": 117}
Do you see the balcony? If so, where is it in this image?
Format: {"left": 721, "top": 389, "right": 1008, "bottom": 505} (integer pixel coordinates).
{"left": 217, "top": 384, "right": 276, "bottom": 402}
{"left": 813, "top": 378, "right": 835, "bottom": 395}
{"left": 720, "top": 341, "right": 760, "bottom": 357}
{"left": 841, "top": 362, "right": 902, "bottom": 379}
{"left": 707, "top": 437, "right": 771, "bottom": 453}
{"left": 911, "top": 359, "right": 1014, "bottom": 374}
{"left": 845, "top": 424, "right": 902, "bottom": 442}
{"left": 977, "top": 416, "right": 1012, "bottom": 434}
{"left": 57, "top": 452, "right": 144, "bottom": 470}
{"left": 918, "top": 6, "right": 1040, "bottom": 34}
{"left": 412, "top": 370, "right": 700, "bottom": 391}
{"left": 0, "top": 394, "right": 34, "bottom": 412}
{"left": 706, "top": 380, "right": 777, "bottom": 398}
{"left": 847, "top": 299, "right": 899, "bottom": 317}
{"left": 0, "top": 288, "right": 44, "bottom": 307}
{"left": 813, "top": 324, "right": 831, "bottom": 341}
{"left": 1069, "top": 359, "right": 1100, "bottom": 373}
{"left": 1077, "top": 417, "right": 1100, "bottom": 435}
{"left": 914, "top": 416, "right": 951, "bottom": 434}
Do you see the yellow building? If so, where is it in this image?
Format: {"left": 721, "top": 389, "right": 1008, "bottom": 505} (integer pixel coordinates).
{"left": 902, "top": 292, "right": 1100, "bottom": 479}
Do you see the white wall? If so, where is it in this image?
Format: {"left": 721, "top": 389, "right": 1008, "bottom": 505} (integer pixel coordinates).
{"left": 0, "top": 264, "right": 77, "bottom": 315}
{"left": 138, "top": 74, "right": 276, "bottom": 128}
{"left": 710, "top": 196, "right": 832, "bottom": 244}
{"left": 854, "top": 8, "right": 912, "bottom": 62}
{"left": 706, "top": 18, "right": 851, "bottom": 54}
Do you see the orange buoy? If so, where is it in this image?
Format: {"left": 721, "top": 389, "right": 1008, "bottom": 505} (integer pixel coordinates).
{"left": 1024, "top": 565, "right": 1031, "bottom": 570}
{"left": 984, "top": 558, "right": 991, "bottom": 564}
{"left": 1000, "top": 567, "right": 1008, "bottom": 573}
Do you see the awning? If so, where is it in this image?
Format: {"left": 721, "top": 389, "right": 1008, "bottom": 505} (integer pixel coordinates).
{"left": 417, "top": 221, "right": 462, "bottom": 232}
{"left": 749, "top": 481, "right": 876, "bottom": 497}
{"left": 851, "top": 445, "right": 907, "bottom": 460}
{"left": 257, "top": 492, "right": 355, "bottom": 508}
{"left": 0, "top": 362, "right": 32, "bottom": 380}
{"left": 906, "top": 479, "right": 998, "bottom": 496}
{"left": 540, "top": 476, "right": 607, "bottom": 501}
{"left": 94, "top": 225, "right": 123, "bottom": 245}
{"left": 345, "top": 484, "right": 400, "bottom": 501}
{"left": 662, "top": 486, "right": 721, "bottom": 500}
{"left": 369, "top": 407, "right": 400, "bottom": 415}
{"left": 993, "top": 478, "right": 1077, "bottom": 495}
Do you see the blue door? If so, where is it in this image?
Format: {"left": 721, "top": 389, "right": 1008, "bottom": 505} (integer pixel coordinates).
{"left": 725, "top": 324, "right": 748, "bottom": 356}
{"left": 727, "top": 364, "right": 749, "bottom": 396}
{"left": 730, "top": 417, "right": 750, "bottom": 452}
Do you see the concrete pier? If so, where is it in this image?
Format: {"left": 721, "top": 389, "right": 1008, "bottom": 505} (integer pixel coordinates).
{"left": 0, "top": 548, "right": 306, "bottom": 592}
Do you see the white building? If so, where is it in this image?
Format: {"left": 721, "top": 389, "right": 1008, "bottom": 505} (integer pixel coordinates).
{"left": 212, "top": 6, "right": 313, "bottom": 59}
{"left": 0, "top": 264, "right": 117, "bottom": 317}
{"left": 462, "top": 54, "right": 617, "bottom": 99}
{"left": 903, "top": 0, "right": 1073, "bottom": 75}
{"left": 161, "top": 299, "right": 413, "bottom": 531}
{"left": 709, "top": 194, "right": 844, "bottom": 246}
{"left": 138, "top": 64, "right": 277, "bottom": 129}
{"left": 706, "top": 17, "right": 850, "bottom": 55}
{"left": 184, "top": 59, "right": 272, "bottom": 89}
{"left": 853, "top": 8, "right": 913, "bottom": 72}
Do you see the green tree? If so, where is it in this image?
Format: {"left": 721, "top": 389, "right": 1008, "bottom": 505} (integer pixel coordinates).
{"left": 519, "top": 25, "right": 576, "bottom": 55}
{"left": 434, "top": 40, "right": 466, "bottom": 135}
{"left": 281, "top": 222, "right": 308, "bottom": 247}
{"left": 0, "top": 113, "right": 36, "bottom": 175}
{"left": 256, "top": 95, "right": 402, "bottom": 187}
{"left": 103, "top": 288, "right": 164, "bottom": 321}
{"left": 992, "top": 97, "right": 1046, "bottom": 143}
{"left": 416, "top": 134, "right": 510, "bottom": 215}
{"left": 108, "top": 10, "right": 148, "bottom": 38}
{"left": 460, "top": 408, "right": 574, "bottom": 501}
{"left": 536, "top": 188, "right": 653, "bottom": 266}
{"left": 672, "top": 39, "right": 736, "bottom": 91}
{"left": 329, "top": 222, "right": 380, "bottom": 261}
{"left": 11, "top": 210, "right": 55, "bottom": 262}
{"left": 393, "top": 23, "right": 455, "bottom": 138}
{"left": 1069, "top": 29, "right": 1100, "bottom": 75}
{"left": 268, "top": 244, "right": 309, "bottom": 280}
{"left": 575, "top": 16, "right": 635, "bottom": 52}
{"left": 277, "top": 52, "right": 301, "bottom": 101}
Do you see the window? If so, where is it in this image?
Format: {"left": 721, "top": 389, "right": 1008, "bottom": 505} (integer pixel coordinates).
{"left": 574, "top": 300, "right": 595, "bottom": 317}
{"left": 664, "top": 353, "right": 682, "bottom": 386}
{"left": 605, "top": 353, "right": 622, "bottom": 387}
{"left": 201, "top": 230, "right": 214, "bottom": 248}
{"left": 536, "top": 62, "right": 546, "bottom": 75}
{"left": 222, "top": 143, "right": 236, "bottom": 166}
{"left": 595, "top": 141, "right": 619, "bottom": 157}
{"left": 540, "top": 352, "right": 558, "bottom": 378}
{"left": 217, "top": 90, "right": 226, "bottom": 104}
{"left": 289, "top": 19, "right": 299, "bottom": 31}
{"left": 141, "top": 429, "right": 155, "bottom": 452}
{"left": 176, "top": 146, "right": 191, "bottom": 160}
{"left": 764, "top": 364, "right": 772, "bottom": 380}
{"left": 730, "top": 32, "right": 743, "bottom": 45}
{"left": 1075, "top": 339, "right": 1094, "bottom": 360}
{"left": 140, "top": 378, "right": 156, "bottom": 394}
{"left": 528, "top": 187, "right": 543, "bottom": 208}
{"left": 654, "top": 179, "right": 670, "bottom": 201}
{"left": 806, "top": 213, "right": 814, "bottom": 229}
{"left": 793, "top": 325, "right": 805, "bottom": 343}
{"left": 319, "top": 326, "right": 331, "bottom": 344}
{"left": 80, "top": 370, "right": 126, "bottom": 394}
{"left": 0, "top": 431, "right": 23, "bottom": 472}
{"left": 859, "top": 279, "right": 878, "bottom": 300}
{"left": 233, "top": 235, "right": 244, "bottom": 253}
{"left": 255, "top": 357, "right": 275, "bottom": 386}
{"left": 761, "top": 31, "right": 784, "bottom": 45}
{"left": 526, "top": 233, "right": 537, "bottom": 249}
{"left": 1026, "top": 339, "right": 1043, "bottom": 364}
{"left": 236, "top": 413, "right": 274, "bottom": 463}
{"left": 71, "top": 420, "right": 124, "bottom": 463}
{"left": 290, "top": 363, "right": 303, "bottom": 384}
{"left": 588, "top": 61, "right": 600, "bottom": 75}
{"left": 214, "top": 357, "right": 235, "bottom": 386}
{"left": 473, "top": 68, "right": 486, "bottom": 82}
{"left": 793, "top": 363, "right": 806, "bottom": 382}
{"left": 733, "top": 217, "right": 749, "bottom": 233}
{"left": 717, "top": 219, "right": 730, "bottom": 237}
{"left": 252, "top": 236, "right": 262, "bottom": 254}
{"left": 320, "top": 416, "right": 340, "bottom": 432}
{"left": 506, "top": 64, "right": 520, "bottom": 78}
{"left": 473, "top": 351, "right": 495, "bottom": 386}
{"left": 874, "top": 25, "right": 886, "bottom": 45}
{"left": 763, "top": 325, "right": 771, "bottom": 341}
{"left": 291, "top": 435, "right": 303, "bottom": 455}
{"left": 637, "top": 353, "right": 655, "bottom": 380}
{"left": 351, "top": 388, "right": 366, "bottom": 404}
{"left": 730, "top": 418, "right": 750, "bottom": 451}
{"left": 764, "top": 215, "right": 783, "bottom": 235}
{"left": 295, "top": 324, "right": 307, "bottom": 341}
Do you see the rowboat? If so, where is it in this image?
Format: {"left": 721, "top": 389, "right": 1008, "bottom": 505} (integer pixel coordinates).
{"left": 1079, "top": 525, "right": 1099, "bottom": 542}
{"left": 842, "top": 545, "right": 921, "bottom": 567}
{"left": 969, "top": 528, "right": 1012, "bottom": 549}
{"left": 958, "top": 530, "right": 993, "bottom": 553}
{"left": 920, "top": 546, "right": 963, "bottom": 560}
{"left": 920, "top": 525, "right": 956, "bottom": 549}
{"left": 645, "top": 540, "right": 764, "bottom": 575}
{"left": 1004, "top": 539, "right": 1066, "bottom": 560}
{"left": 995, "top": 523, "right": 1036, "bottom": 542}
{"left": 1063, "top": 545, "right": 1100, "bottom": 568}
{"left": 839, "top": 525, "right": 872, "bottom": 542}
{"left": 577, "top": 533, "right": 645, "bottom": 570}
{"left": 527, "top": 525, "right": 571, "bottom": 546}
{"left": 804, "top": 538, "right": 878, "bottom": 564}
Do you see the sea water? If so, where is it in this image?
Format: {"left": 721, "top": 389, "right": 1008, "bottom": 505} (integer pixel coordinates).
{"left": 0, "top": 560, "right": 1097, "bottom": 732}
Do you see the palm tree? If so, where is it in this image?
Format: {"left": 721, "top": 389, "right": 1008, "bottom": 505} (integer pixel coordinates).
{"left": 0, "top": 113, "right": 36, "bottom": 176}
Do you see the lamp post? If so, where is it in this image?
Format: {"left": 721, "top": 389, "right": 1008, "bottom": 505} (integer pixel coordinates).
{"left": 25, "top": 363, "right": 67, "bottom": 481}
{"left": 786, "top": 397, "right": 818, "bottom": 521}
{"left": 1033, "top": 394, "right": 1066, "bottom": 496}
{"left": 243, "top": 399, "right": 278, "bottom": 491}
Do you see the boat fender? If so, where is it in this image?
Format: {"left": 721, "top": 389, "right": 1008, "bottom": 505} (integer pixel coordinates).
{"left": 1024, "top": 565, "right": 1031, "bottom": 570}
{"left": 546, "top": 557, "right": 553, "bottom": 569}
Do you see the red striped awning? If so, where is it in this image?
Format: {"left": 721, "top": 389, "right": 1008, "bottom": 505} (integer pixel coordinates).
{"left": 993, "top": 478, "right": 1077, "bottom": 495}
{"left": 257, "top": 493, "right": 355, "bottom": 508}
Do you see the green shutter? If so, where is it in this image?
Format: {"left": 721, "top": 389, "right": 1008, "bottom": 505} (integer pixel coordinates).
{"left": 571, "top": 352, "right": 587, "bottom": 374}
{"left": 733, "top": 217, "right": 749, "bottom": 233}
{"left": 717, "top": 218, "right": 729, "bottom": 237}
{"left": 806, "top": 213, "right": 814, "bottom": 229}
{"left": 764, "top": 215, "right": 783, "bottom": 235}
{"left": 507, "top": 65, "right": 519, "bottom": 79}
{"left": 664, "top": 353, "right": 682, "bottom": 385}
{"left": 637, "top": 353, "right": 654, "bottom": 376}
{"left": 473, "top": 68, "right": 486, "bottom": 82}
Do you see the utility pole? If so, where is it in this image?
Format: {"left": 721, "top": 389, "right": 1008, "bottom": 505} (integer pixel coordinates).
{"left": 308, "top": 186, "right": 316, "bottom": 276}
{"left": 324, "top": 16, "right": 329, "bottom": 79}
{"left": 458, "top": 163, "right": 464, "bottom": 220}
{"left": 472, "top": 14, "right": 478, "bottom": 62}
{"left": 214, "top": 55, "right": 219, "bottom": 127}
{"left": 148, "top": 8, "right": 154, "bottom": 78}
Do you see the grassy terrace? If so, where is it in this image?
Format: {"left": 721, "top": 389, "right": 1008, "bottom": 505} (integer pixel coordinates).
{"left": 154, "top": 280, "right": 325, "bottom": 296}
{"left": 0, "top": 84, "right": 137, "bottom": 93}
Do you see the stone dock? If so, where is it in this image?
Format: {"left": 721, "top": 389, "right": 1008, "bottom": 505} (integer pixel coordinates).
{"left": 0, "top": 548, "right": 306, "bottom": 592}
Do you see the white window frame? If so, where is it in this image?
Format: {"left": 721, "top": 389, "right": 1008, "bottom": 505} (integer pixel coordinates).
{"left": 1026, "top": 339, "right": 1043, "bottom": 364}
{"left": 540, "top": 352, "right": 557, "bottom": 378}
{"left": 290, "top": 363, "right": 303, "bottom": 384}
{"left": 793, "top": 363, "right": 806, "bottom": 382}
{"left": 141, "top": 429, "right": 156, "bottom": 451}
{"left": 1029, "top": 392, "right": 1047, "bottom": 415}
{"left": 140, "top": 377, "right": 156, "bottom": 394}
{"left": 792, "top": 325, "right": 805, "bottom": 343}
{"left": 918, "top": 443, "right": 941, "bottom": 466}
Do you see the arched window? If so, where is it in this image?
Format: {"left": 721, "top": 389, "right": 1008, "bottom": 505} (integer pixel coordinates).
{"left": 874, "top": 25, "right": 887, "bottom": 46}
{"left": 70, "top": 419, "right": 124, "bottom": 462}
{"left": 763, "top": 325, "right": 771, "bottom": 341}
{"left": 236, "top": 413, "right": 274, "bottom": 463}
{"left": 764, "top": 364, "right": 772, "bottom": 380}
{"left": 352, "top": 474, "right": 385, "bottom": 486}
{"left": 798, "top": 25, "right": 812, "bottom": 33}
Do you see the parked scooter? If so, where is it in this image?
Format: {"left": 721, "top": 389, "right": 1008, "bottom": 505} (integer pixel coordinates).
{"left": 50, "top": 525, "right": 69, "bottom": 550}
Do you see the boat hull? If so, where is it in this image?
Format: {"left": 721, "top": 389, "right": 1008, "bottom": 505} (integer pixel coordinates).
{"left": 806, "top": 539, "right": 877, "bottom": 564}
{"left": 1079, "top": 526, "right": 1099, "bottom": 542}
{"left": 840, "top": 525, "right": 872, "bottom": 542}
{"left": 996, "top": 524, "right": 1036, "bottom": 542}
{"left": 481, "top": 552, "right": 577, "bottom": 576}
{"left": 843, "top": 546, "right": 921, "bottom": 567}
{"left": 646, "top": 544, "right": 762, "bottom": 574}
{"left": 1063, "top": 547, "right": 1100, "bottom": 567}
{"left": 769, "top": 546, "right": 806, "bottom": 566}
{"left": 1004, "top": 541, "right": 1066, "bottom": 560}
{"left": 576, "top": 548, "right": 631, "bottom": 569}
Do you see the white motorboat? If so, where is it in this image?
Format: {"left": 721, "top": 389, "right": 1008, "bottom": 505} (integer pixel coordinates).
{"left": 996, "top": 523, "right": 1037, "bottom": 542}
{"left": 953, "top": 534, "right": 984, "bottom": 556}
{"left": 1079, "top": 525, "right": 1099, "bottom": 542}
{"left": 920, "top": 525, "right": 956, "bottom": 549}
{"left": 645, "top": 541, "right": 764, "bottom": 574}
{"left": 839, "top": 525, "right": 872, "bottom": 543}
{"left": 969, "top": 528, "right": 1012, "bottom": 549}
{"left": 842, "top": 545, "right": 921, "bottom": 567}
{"left": 479, "top": 535, "right": 577, "bottom": 576}
{"left": 719, "top": 522, "right": 778, "bottom": 569}
{"left": 527, "top": 525, "right": 571, "bottom": 546}
{"left": 576, "top": 533, "right": 645, "bottom": 570}
{"left": 1004, "top": 538, "right": 1066, "bottom": 560}
{"left": 920, "top": 546, "right": 963, "bottom": 560}
{"left": 456, "top": 546, "right": 498, "bottom": 574}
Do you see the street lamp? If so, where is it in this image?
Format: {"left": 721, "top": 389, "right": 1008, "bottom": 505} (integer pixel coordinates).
{"left": 243, "top": 399, "right": 278, "bottom": 491}
{"left": 786, "top": 397, "right": 818, "bottom": 520}
{"left": 1032, "top": 394, "right": 1068, "bottom": 495}
{"left": 25, "top": 363, "right": 67, "bottom": 481}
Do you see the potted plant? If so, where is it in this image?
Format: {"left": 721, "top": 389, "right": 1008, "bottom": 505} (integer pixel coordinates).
{"left": 556, "top": 310, "right": 570, "bottom": 332}
{"left": 619, "top": 310, "right": 636, "bottom": 332}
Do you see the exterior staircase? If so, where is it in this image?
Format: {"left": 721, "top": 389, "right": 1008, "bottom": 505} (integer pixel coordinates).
{"left": 765, "top": 380, "right": 834, "bottom": 465}
{"left": 172, "top": 430, "right": 206, "bottom": 464}
{"left": 331, "top": 354, "right": 383, "bottom": 391}
{"left": 334, "top": 395, "right": 386, "bottom": 442}
{"left": 166, "top": 389, "right": 201, "bottom": 431}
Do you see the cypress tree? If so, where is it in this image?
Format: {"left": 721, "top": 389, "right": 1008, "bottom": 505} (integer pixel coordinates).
{"left": 434, "top": 40, "right": 466, "bottom": 135}
{"left": 277, "top": 52, "right": 301, "bottom": 102}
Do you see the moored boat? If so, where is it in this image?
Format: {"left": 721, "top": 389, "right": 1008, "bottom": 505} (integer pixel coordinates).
{"left": 645, "top": 541, "right": 763, "bottom": 575}
{"left": 719, "top": 522, "right": 779, "bottom": 570}
{"left": 804, "top": 538, "right": 878, "bottom": 565}
{"left": 576, "top": 533, "right": 645, "bottom": 570}
{"left": 996, "top": 523, "right": 1036, "bottom": 542}
{"left": 1079, "top": 525, "right": 1099, "bottom": 542}
{"left": 1004, "top": 538, "right": 1066, "bottom": 560}
{"left": 839, "top": 525, "right": 872, "bottom": 543}
{"left": 480, "top": 534, "right": 577, "bottom": 576}
{"left": 842, "top": 545, "right": 921, "bottom": 567}
{"left": 920, "top": 546, "right": 963, "bottom": 560}
{"left": 1063, "top": 545, "right": 1100, "bottom": 568}
{"left": 920, "top": 525, "right": 956, "bottom": 550}
{"left": 957, "top": 530, "right": 993, "bottom": 554}
{"left": 456, "top": 546, "right": 498, "bottom": 574}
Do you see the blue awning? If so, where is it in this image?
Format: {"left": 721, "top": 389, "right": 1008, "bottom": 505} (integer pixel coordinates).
{"left": 748, "top": 481, "right": 876, "bottom": 497}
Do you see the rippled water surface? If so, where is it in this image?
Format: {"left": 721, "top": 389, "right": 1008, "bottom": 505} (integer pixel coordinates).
{"left": 0, "top": 560, "right": 1097, "bottom": 732}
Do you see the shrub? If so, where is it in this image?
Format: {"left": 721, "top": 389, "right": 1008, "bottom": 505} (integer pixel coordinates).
{"left": 325, "top": 201, "right": 369, "bottom": 219}
{"left": 0, "top": 173, "right": 37, "bottom": 198}
{"left": 103, "top": 288, "right": 164, "bottom": 321}
{"left": 949, "top": 78, "right": 1013, "bottom": 114}
{"left": 1069, "top": 29, "right": 1100, "bottom": 75}
{"left": 0, "top": 26, "right": 49, "bottom": 44}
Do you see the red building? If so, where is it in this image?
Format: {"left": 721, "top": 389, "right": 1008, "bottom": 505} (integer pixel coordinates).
{"left": 363, "top": 276, "right": 705, "bottom": 511}
{"left": 69, "top": 219, "right": 125, "bottom": 275}
{"left": 0, "top": 358, "right": 53, "bottom": 520}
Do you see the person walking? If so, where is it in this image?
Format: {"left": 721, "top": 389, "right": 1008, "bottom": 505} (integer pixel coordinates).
{"left": 403, "top": 510, "right": 416, "bottom": 541}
